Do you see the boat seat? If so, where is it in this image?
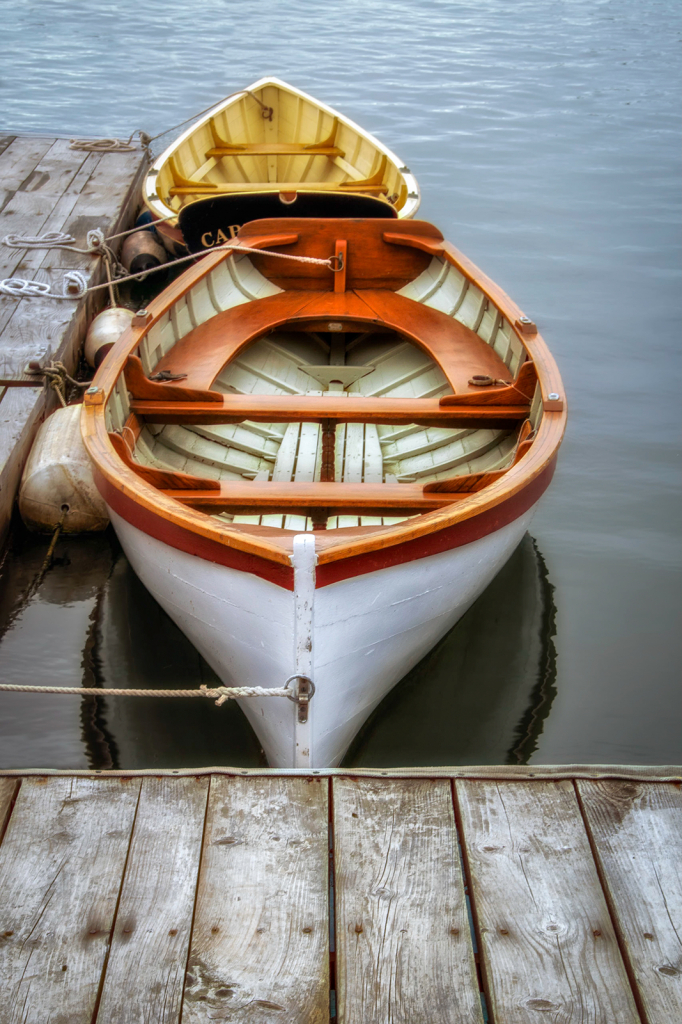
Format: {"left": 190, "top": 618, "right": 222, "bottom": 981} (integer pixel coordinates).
{"left": 169, "top": 153, "right": 387, "bottom": 197}
{"left": 151, "top": 287, "right": 512, "bottom": 395}
{"left": 169, "top": 181, "right": 390, "bottom": 197}
{"left": 111, "top": 427, "right": 527, "bottom": 513}
{"left": 205, "top": 117, "right": 346, "bottom": 159}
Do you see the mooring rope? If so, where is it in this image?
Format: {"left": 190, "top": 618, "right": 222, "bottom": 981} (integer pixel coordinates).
{"left": 0, "top": 683, "right": 290, "bottom": 706}
{"left": 32, "top": 360, "right": 90, "bottom": 406}
{"left": 0, "top": 236, "right": 339, "bottom": 300}
{"left": 68, "top": 89, "right": 274, "bottom": 155}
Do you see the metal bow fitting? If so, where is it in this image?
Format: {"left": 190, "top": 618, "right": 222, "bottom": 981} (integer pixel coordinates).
{"left": 284, "top": 674, "right": 316, "bottom": 723}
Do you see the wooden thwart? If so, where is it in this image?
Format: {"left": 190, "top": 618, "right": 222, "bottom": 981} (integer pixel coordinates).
{"left": 130, "top": 393, "right": 528, "bottom": 428}
{"left": 169, "top": 181, "right": 390, "bottom": 196}
{"left": 206, "top": 116, "right": 345, "bottom": 159}
{"left": 161, "top": 479, "right": 462, "bottom": 515}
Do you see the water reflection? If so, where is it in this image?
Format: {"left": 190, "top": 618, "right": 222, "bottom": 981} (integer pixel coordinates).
{"left": 0, "top": 522, "right": 557, "bottom": 769}
{"left": 343, "top": 533, "right": 558, "bottom": 768}
{"left": 0, "top": 522, "right": 264, "bottom": 769}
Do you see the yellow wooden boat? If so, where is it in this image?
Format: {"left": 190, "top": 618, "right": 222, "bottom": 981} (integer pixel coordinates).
{"left": 142, "top": 77, "right": 420, "bottom": 252}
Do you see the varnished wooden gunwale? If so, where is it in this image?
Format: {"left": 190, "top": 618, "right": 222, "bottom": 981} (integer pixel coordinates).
{"left": 83, "top": 226, "right": 566, "bottom": 572}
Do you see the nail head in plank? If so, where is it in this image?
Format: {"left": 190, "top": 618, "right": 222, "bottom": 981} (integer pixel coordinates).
{"left": 182, "top": 775, "right": 329, "bottom": 1023}
{"left": 455, "top": 779, "right": 641, "bottom": 1024}
{"left": 577, "top": 779, "right": 682, "bottom": 1023}
{"left": 0, "top": 776, "right": 140, "bottom": 1023}
{"left": 96, "top": 775, "right": 209, "bottom": 1024}
{"left": 333, "top": 777, "right": 483, "bottom": 1024}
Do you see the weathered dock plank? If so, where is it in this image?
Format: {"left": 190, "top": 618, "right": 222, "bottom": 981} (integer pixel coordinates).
{"left": 0, "top": 776, "right": 139, "bottom": 1024}
{"left": 183, "top": 775, "right": 329, "bottom": 1023}
{"left": 0, "top": 778, "right": 18, "bottom": 840}
{"left": 577, "top": 779, "right": 682, "bottom": 1024}
{"left": 0, "top": 769, "right": 677, "bottom": 1021}
{"left": 0, "top": 134, "right": 146, "bottom": 543}
{"left": 96, "top": 776, "right": 209, "bottom": 1024}
{"left": 333, "top": 777, "right": 483, "bottom": 1024}
{"left": 455, "top": 779, "right": 641, "bottom": 1024}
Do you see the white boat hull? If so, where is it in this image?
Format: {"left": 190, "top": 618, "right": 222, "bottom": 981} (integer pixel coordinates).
{"left": 109, "top": 504, "right": 536, "bottom": 768}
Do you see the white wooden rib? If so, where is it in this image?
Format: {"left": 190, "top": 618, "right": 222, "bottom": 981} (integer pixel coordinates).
{"left": 189, "top": 424, "right": 280, "bottom": 459}
{"left": 155, "top": 425, "right": 273, "bottom": 477}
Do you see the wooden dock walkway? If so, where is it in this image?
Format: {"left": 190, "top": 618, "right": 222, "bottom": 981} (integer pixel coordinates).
{"left": 0, "top": 134, "right": 146, "bottom": 543}
{"left": 0, "top": 765, "right": 679, "bottom": 1023}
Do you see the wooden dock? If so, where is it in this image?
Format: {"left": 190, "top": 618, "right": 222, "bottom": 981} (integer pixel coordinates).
{"left": 0, "top": 134, "right": 146, "bottom": 543}
{"left": 0, "top": 765, "right": 679, "bottom": 1023}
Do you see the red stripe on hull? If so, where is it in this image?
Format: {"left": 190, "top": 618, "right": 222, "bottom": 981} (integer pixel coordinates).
{"left": 317, "top": 459, "right": 555, "bottom": 586}
{"left": 99, "top": 458, "right": 556, "bottom": 591}
{"left": 96, "top": 470, "right": 295, "bottom": 589}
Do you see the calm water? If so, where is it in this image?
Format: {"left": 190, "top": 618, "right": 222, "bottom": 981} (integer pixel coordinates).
{"left": 0, "top": 0, "right": 679, "bottom": 767}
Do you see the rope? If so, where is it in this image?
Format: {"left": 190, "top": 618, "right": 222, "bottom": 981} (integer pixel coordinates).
{"left": 68, "top": 88, "right": 274, "bottom": 157}
{"left": 24, "top": 508, "right": 68, "bottom": 600}
{"left": 28, "top": 361, "right": 90, "bottom": 407}
{"left": 0, "top": 683, "right": 290, "bottom": 707}
{"left": 0, "top": 237, "right": 338, "bottom": 301}
{"left": 69, "top": 137, "right": 143, "bottom": 153}
{"left": 0, "top": 271, "right": 90, "bottom": 300}
{"left": 2, "top": 231, "right": 78, "bottom": 249}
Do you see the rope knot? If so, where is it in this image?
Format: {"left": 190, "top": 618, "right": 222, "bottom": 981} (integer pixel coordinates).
{"left": 62, "top": 271, "right": 88, "bottom": 298}
{"left": 86, "top": 228, "right": 105, "bottom": 251}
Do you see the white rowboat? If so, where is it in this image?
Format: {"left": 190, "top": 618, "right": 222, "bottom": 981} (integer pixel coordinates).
{"left": 83, "top": 212, "right": 565, "bottom": 768}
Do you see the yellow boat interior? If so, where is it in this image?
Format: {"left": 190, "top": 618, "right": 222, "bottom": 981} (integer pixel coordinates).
{"left": 143, "top": 77, "right": 421, "bottom": 228}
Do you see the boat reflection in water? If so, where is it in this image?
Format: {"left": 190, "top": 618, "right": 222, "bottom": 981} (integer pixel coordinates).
{"left": 344, "top": 532, "right": 558, "bottom": 767}
{"left": 0, "top": 527, "right": 556, "bottom": 770}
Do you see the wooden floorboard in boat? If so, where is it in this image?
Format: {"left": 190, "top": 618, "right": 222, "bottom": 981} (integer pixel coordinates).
{"left": 0, "top": 769, "right": 678, "bottom": 1022}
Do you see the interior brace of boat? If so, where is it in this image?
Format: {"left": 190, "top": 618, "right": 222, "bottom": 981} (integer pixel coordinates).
{"left": 92, "top": 216, "right": 563, "bottom": 547}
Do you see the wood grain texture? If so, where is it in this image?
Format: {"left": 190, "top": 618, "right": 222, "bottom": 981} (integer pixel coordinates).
{"left": 131, "top": 394, "right": 525, "bottom": 428}
{"left": 0, "top": 776, "right": 140, "bottom": 1024}
{"left": 577, "top": 780, "right": 682, "bottom": 1024}
{"left": 182, "top": 775, "right": 329, "bottom": 1023}
{"left": 96, "top": 776, "right": 209, "bottom": 1024}
{"left": 456, "top": 779, "right": 641, "bottom": 1024}
{"left": 163, "top": 479, "right": 459, "bottom": 515}
{"left": 0, "top": 779, "right": 18, "bottom": 843}
{"left": 333, "top": 777, "right": 482, "bottom": 1024}
{"left": 0, "top": 137, "right": 145, "bottom": 546}
{"left": 242, "top": 218, "right": 433, "bottom": 291}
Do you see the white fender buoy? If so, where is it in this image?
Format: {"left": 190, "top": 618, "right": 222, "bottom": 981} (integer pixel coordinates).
{"left": 18, "top": 404, "right": 109, "bottom": 533}
{"left": 84, "top": 306, "right": 134, "bottom": 368}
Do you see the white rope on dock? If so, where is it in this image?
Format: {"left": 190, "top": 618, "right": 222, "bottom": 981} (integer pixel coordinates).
{"left": 67, "top": 89, "right": 274, "bottom": 156}
{"left": 69, "top": 137, "right": 143, "bottom": 153}
{"left": 0, "top": 683, "right": 291, "bottom": 707}
{"left": 0, "top": 270, "right": 90, "bottom": 300}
